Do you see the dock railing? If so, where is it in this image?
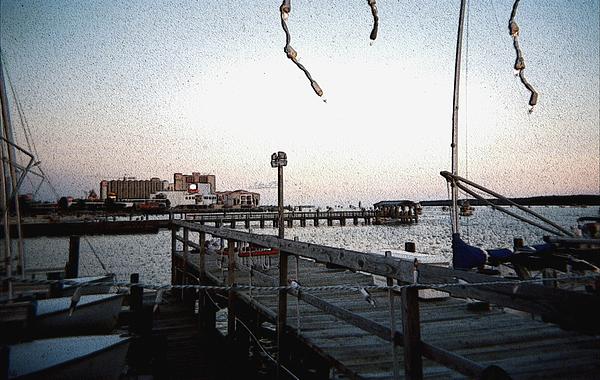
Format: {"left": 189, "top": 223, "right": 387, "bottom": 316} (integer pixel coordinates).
{"left": 171, "top": 220, "right": 600, "bottom": 379}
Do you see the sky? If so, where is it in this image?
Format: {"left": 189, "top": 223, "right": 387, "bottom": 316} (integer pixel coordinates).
{"left": 1, "top": 0, "right": 598, "bottom": 206}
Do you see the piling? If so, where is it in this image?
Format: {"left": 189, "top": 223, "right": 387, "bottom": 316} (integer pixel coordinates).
{"left": 405, "top": 242, "right": 416, "bottom": 253}
{"left": 65, "top": 235, "right": 80, "bottom": 278}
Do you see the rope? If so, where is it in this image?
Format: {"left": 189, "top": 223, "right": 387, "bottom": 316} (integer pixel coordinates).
{"left": 279, "top": 0, "right": 325, "bottom": 99}
{"left": 509, "top": 0, "right": 539, "bottom": 113}
{"left": 367, "top": 0, "right": 379, "bottom": 41}
{"left": 2, "top": 273, "right": 597, "bottom": 293}
{"left": 235, "top": 318, "right": 301, "bottom": 380}
{"left": 82, "top": 236, "right": 109, "bottom": 274}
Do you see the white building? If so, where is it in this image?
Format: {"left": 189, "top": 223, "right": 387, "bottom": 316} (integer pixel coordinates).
{"left": 151, "top": 183, "right": 217, "bottom": 208}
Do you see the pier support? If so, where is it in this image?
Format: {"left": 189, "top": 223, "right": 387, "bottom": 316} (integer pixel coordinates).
{"left": 230, "top": 221, "right": 236, "bottom": 229}
{"left": 245, "top": 219, "right": 250, "bottom": 229}
{"left": 340, "top": 218, "right": 346, "bottom": 226}
{"left": 300, "top": 219, "right": 306, "bottom": 227}
{"left": 313, "top": 218, "right": 319, "bottom": 227}
{"left": 277, "top": 250, "right": 289, "bottom": 378}
{"left": 401, "top": 287, "right": 423, "bottom": 380}
{"left": 327, "top": 219, "right": 333, "bottom": 227}
{"left": 260, "top": 219, "right": 265, "bottom": 228}
{"left": 227, "top": 239, "right": 236, "bottom": 340}
{"left": 287, "top": 219, "right": 293, "bottom": 228}
{"left": 353, "top": 217, "right": 359, "bottom": 225}
{"left": 65, "top": 235, "right": 80, "bottom": 278}
{"left": 171, "top": 226, "right": 179, "bottom": 285}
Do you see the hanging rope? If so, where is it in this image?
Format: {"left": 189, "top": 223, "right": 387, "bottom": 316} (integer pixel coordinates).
{"left": 367, "top": 0, "right": 379, "bottom": 41}
{"left": 509, "top": 0, "right": 538, "bottom": 113}
{"left": 279, "top": 0, "right": 325, "bottom": 99}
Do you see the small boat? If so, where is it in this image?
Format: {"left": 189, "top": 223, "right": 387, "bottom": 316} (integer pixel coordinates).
{"left": 58, "top": 275, "right": 116, "bottom": 297}
{"left": 8, "top": 335, "right": 130, "bottom": 380}
{"left": 33, "top": 294, "right": 124, "bottom": 338}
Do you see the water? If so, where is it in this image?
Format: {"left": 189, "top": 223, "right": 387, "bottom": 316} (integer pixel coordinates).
{"left": 16, "top": 206, "right": 598, "bottom": 285}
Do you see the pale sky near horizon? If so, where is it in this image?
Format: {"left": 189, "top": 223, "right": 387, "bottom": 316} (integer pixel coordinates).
{"left": 1, "top": 0, "right": 598, "bottom": 206}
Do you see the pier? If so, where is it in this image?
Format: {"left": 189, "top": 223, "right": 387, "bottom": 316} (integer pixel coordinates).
{"left": 184, "top": 210, "right": 376, "bottom": 229}
{"left": 8, "top": 210, "right": 379, "bottom": 238}
{"left": 160, "top": 220, "right": 600, "bottom": 379}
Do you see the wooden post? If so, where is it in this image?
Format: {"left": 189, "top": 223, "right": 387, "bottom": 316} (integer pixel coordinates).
{"left": 65, "top": 235, "right": 80, "bottom": 278}
{"left": 386, "top": 251, "right": 401, "bottom": 380}
{"left": 401, "top": 286, "right": 423, "bottom": 380}
{"left": 182, "top": 227, "right": 190, "bottom": 304}
{"left": 199, "top": 231, "right": 206, "bottom": 280}
{"left": 227, "top": 239, "right": 236, "bottom": 339}
{"left": 171, "top": 226, "right": 177, "bottom": 285}
{"left": 277, "top": 249, "right": 289, "bottom": 379}
{"left": 130, "top": 273, "right": 143, "bottom": 334}
{"left": 513, "top": 238, "right": 524, "bottom": 250}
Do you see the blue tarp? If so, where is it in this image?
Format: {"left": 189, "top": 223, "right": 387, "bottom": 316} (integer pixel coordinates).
{"left": 452, "top": 233, "right": 487, "bottom": 270}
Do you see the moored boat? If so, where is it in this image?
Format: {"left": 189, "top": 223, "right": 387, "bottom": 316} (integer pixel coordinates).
{"left": 8, "top": 335, "right": 130, "bottom": 380}
{"left": 33, "top": 293, "right": 124, "bottom": 338}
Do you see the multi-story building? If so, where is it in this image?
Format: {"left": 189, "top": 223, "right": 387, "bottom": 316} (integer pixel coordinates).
{"left": 100, "top": 177, "right": 165, "bottom": 200}
{"left": 174, "top": 172, "right": 216, "bottom": 193}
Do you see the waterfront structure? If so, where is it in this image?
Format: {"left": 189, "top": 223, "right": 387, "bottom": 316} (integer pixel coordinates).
{"left": 174, "top": 172, "right": 216, "bottom": 193}
{"left": 100, "top": 177, "right": 166, "bottom": 200}
{"left": 373, "top": 200, "right": 419, "bottom": 224}
{"left": 215, "top": 190, "right": 260, "bottom": 208}
{"left": 151, "top": 183, "right": 217, "bottom": 208}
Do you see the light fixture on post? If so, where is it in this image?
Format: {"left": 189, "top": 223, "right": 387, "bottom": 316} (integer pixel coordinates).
{"left": 271, "top": 151, "right": 287, "bottom": 239}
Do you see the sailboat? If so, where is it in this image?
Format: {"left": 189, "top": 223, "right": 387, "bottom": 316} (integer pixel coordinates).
{"left": 441, "top": 1, "right": 599, "bottom": 277}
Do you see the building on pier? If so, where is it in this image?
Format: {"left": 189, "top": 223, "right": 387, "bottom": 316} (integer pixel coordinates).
{"left": 373, "top": 200, "right": 419, "bottom": 224}
{"left": 215, "top": 190, "right": 260, "bottom": 208}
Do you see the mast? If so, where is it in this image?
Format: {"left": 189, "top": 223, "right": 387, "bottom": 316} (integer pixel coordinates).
{"left": 450, "top": 0, "right": 468, "bottom": 235}
{"left": 0, "top": 54, "right": 25, "bottom": 278}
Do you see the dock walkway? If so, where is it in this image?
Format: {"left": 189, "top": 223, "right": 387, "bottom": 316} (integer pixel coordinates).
{"left": 170, "top": 221, "right": 600, "bottom": 379}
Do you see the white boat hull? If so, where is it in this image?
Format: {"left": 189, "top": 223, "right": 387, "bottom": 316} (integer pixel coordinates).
{"left": 33, "top": 294, "right": 123, "bottom": 338}
{"left": 59, "top": 275, "right": 115, "bottom": 297}
{"left": 9, "top": 335, "right": 130, "bottom": 380}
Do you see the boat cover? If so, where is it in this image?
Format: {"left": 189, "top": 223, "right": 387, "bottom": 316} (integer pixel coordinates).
{"left": 452, "top": 233, "right": 513, "bottom": 270}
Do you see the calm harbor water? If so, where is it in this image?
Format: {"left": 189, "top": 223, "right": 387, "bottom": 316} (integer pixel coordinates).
{"left": 19, "top": 206, "right": 598, "bottom": 285}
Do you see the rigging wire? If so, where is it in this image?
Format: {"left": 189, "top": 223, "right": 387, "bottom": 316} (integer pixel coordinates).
{"left": 83, "top": 236, "right": 109, "bottom": 274}
{"left": 464, "top": 0, "right": 471, "bottom": 242}
{"left": 509, "top": 0, "right": 539, "bottom": 113}
{"left": 1, "top": 52, "right": 59, "bottom": 200}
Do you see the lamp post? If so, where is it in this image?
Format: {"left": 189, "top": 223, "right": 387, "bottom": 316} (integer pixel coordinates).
{"left": 271, "top": 151, "right": 287, "bottom": 379}
{"left": 271, "top": 151, "right": 287, "bottom": 239}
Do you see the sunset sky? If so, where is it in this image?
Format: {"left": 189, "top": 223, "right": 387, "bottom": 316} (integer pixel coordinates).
{"left": 1, "top": 0, "right": 598, "bottom": 206}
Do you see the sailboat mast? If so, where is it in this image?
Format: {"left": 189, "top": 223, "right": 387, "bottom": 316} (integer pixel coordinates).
{"left": 450, "top": 0, "right": 468, "bottom": 235}
{"left": 0, "top": 55, "right": 25, "bottom": 278}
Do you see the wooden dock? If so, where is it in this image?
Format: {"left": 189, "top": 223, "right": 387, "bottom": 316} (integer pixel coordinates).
{"left": 10, "top": 210, "right": 380, "bottom": 238}
{"left": 166, "top": 221, "right": 600, "bottom": 379}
